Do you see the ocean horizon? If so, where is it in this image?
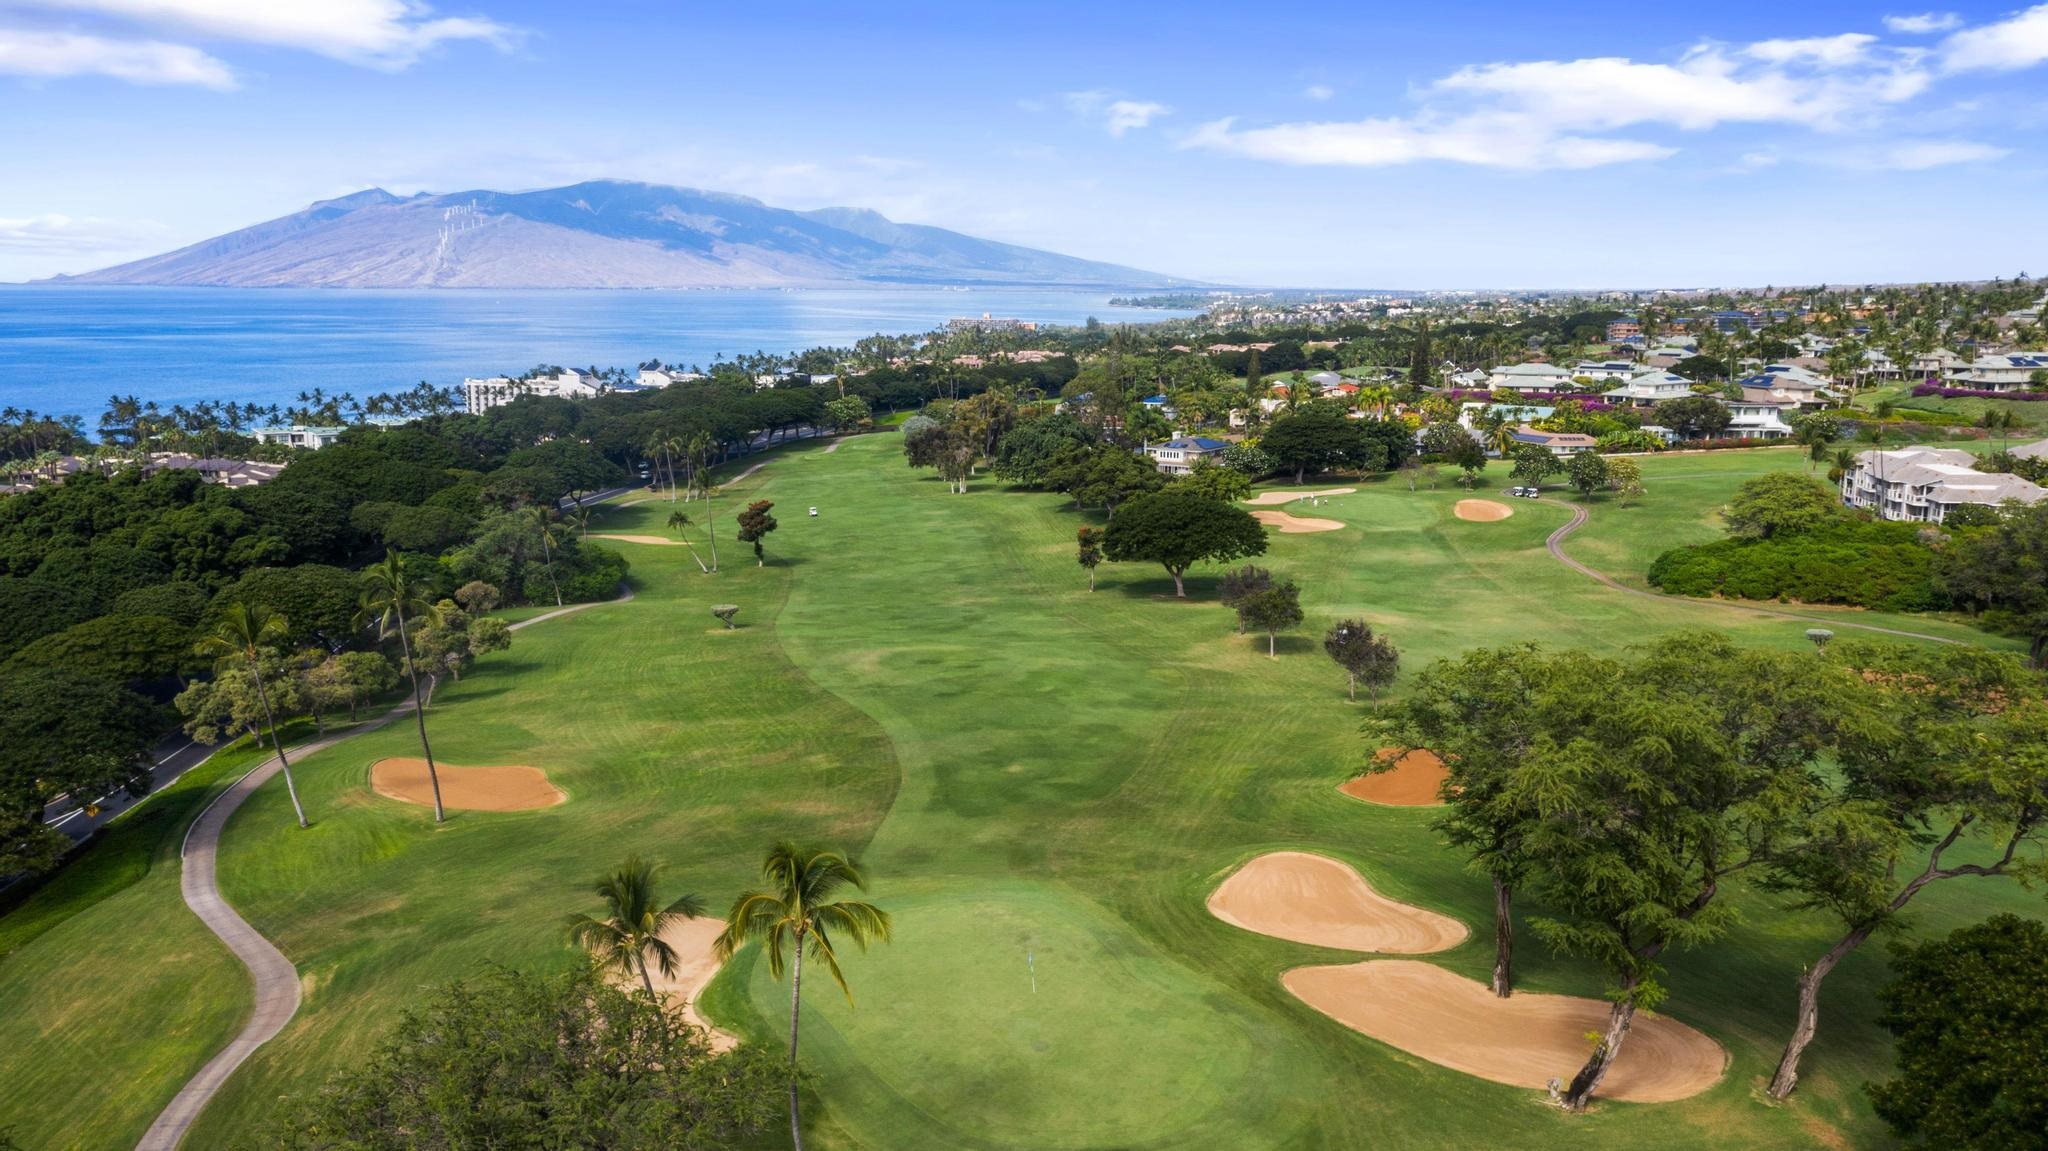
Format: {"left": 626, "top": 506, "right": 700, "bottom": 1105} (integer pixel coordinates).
{"left": 0, "top": 285, "right": 1198, "bottom": 422}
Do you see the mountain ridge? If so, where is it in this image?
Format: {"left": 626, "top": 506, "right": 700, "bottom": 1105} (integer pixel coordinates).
{"left": 43, "top": 180, "right": 1195, "bottom": 290}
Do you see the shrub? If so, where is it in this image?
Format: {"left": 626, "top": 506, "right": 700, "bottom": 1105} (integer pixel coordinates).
{"left": 1648, "top": 522, "right": 1945, "bottom": 611}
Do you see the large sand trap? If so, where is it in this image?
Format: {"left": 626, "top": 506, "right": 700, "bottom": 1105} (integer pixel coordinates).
{"left": 640, "top": 916, "right": 739, "bottom": 1053}
{"left": 1341, "top": 749, "right": 1450, "bottom": 807}
{"left": 1453, "top": 499, "right": 1514, "bottom": 522}
{"left": 589, "top": 533, "right": 684, "bottom": 546}
{"left": 1252, "top": 509, "right": 1344, "bottom": 534}
{"left": 1285, "top": 960, "right": 1726, "bottom": 1103}
{"left": 369, "top": 757, "right": 565, "bottom": 812}
{"left": 1208, "top": 851, "right": 1468, "bottom": 953}
{"left": 1245, "top": 487, "right": 1356, "bottom": 506}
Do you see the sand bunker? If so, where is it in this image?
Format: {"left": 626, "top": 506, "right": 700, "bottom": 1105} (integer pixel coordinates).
{"left": 1208, "top": 852, "right": 1468, "bottom": 953}
{"left": 1244, "top": 487, "right": 1356, "bottom": 506}
{"left": 1341, "top": 749, "right": 1450, "bottom": 807}
{"left": 1285, "top": 960, "right": 1726, "bottom": 1103}
{"left": 1453, "top": 500, "right": 1513, "bottom": 522}
{"left": 1252, "top": 509, "right": 1344, "bottom": 534}
{"left": 369, "top": 758, "right": 565, "bottom": 812}
{"left": 639, "top": 916, "right": 739, "bottom": 1053}
{"left": 589, "top": 533, "right": 684, "bottom": 546}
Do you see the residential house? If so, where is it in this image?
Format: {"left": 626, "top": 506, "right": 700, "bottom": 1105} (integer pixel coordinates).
{"left": 1840, "top": 446, "right": 2048, "bottom": 523}
{"left": 1603, "top": 371, "right": 1697, "bottom": 407}
{"left": 1909, "top": 349, "right": 1971, "bottom": 379}
{"left": 1569, "top": 360, "right": 1640, "bottom": 383}
{"left": 1946, "top": 353, "right": 2048, "bottom": 392}
{"left": 1508, "top": 426, "right": 1596, "bottom": 456}
{"left": 1484, "top": 362, "right": 1575, "bottom": 394}
{"left": 635, "top": 368, "right": 703, "bottom": 388}
{"left": 1606, "top": 319, "right": 1642, "bottom": 343}
{"left": 1144, "top": 436, "right": 1229, "bottom": 475}
{"left": 1734, "top": 364, "right": 1834, "bottom": 408}
{"left": 1724, "top": 398, "right": 1797, "bottom": 439}
{"left": 2012, "top": 438, "right": 2048, "bottom": 461}
{"left": 249, "top": 424, "right": 347, "bottom": 450}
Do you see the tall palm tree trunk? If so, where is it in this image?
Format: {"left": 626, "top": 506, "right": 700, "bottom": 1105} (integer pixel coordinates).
{"left": 250, "top": 669, "right": 308, "bottom": 829}
{"left": 639, "top": 953, "right": 660, "bottom": 1003}
{"left": 705, "top": 488, "right": 720, "bottom": 572}
{"left": 788, "top": 934, "right": 806, "bottom": 1151}
{"left": 395, "top": 612, "right": 445, "bottom": 823}
{"left": 539, "top": 528, "right": 563, "bottom": 607}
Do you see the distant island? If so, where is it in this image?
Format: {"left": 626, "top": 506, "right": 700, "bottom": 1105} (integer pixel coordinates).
{"left": 40, "top": 180, "right": 1201, "bottom": 291}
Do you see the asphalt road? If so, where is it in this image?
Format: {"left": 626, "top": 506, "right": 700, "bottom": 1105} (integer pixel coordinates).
{"left": 39, "top": 734, "right": 219, "bottom": 845}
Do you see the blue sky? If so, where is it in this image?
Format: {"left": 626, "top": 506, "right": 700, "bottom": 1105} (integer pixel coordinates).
{"left": 2, "top": 0, "right": 2046, "bottom": 288}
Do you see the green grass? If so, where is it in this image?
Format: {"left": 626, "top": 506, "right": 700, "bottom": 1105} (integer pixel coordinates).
{"left": 6, "top": 436, "right": 2044, "bottom": 1150}
{"left": 1854, "top": 383, "right": 2048, "bottom": 429}
{"left": 0, "top": 734, "right": 288, "bottom": 1151}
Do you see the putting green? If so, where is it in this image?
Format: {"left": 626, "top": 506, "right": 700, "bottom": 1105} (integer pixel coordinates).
{"left": 746, "top": 882, "right": 1261, "bottom": 1149}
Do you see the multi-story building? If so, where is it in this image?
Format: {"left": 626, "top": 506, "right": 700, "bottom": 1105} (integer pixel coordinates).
{"left": 1144, "top": 436, "right": 1229, "bottom": 475}
{"left": 1602, "top": 371, "right": 1697, "bottom": 407}
{"left": 1840, "top": 445, "right": 2048, "bottom": 523}
{"left": 249, "top": 424, "right": 347, "bottom": 450}
{"left": 1946, "top": 353, "right": 2048, "bottom": 392}
{"left": 464, "top": 369, "right": 602, "bottom": 413}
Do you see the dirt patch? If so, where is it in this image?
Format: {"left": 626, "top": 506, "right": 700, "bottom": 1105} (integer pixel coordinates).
{"left": 638, "top": 916, "right": 739, "bottom": 1053}
{"left": 1208, "top": 851, "right": 1468, "bottom": 953}
{"left": 1341, "top": 749, "right": 1449, "bottom": 807}
{"left": 1244, "top": 487, "right": 1356, "bottom": 506}
{"left": 589, "top": 533, "right": 683, "bottom": 546}
{"left": 1285, "top": 960, "right": 1726, "bottom": 1103}
{"left": 369, "top": 758, "right": 565, "bottom": 812}
{"left": 1453, "top": 499, "right": 1513, "bottom": 522}
{"left": 1251, "top": 509, "right": 1344, "bottom": 534}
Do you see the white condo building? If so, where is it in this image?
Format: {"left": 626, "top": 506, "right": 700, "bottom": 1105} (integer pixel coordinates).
{"left": 464, "top": 369, "right": 601, "bottom": 413}
{"left": 1841, "top": 445, "right": 2048, "bottom": 524}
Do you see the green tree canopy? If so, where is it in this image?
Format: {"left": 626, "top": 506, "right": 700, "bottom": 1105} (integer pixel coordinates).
{"left": 1101, "top": 489, "right": 1269, "bottom": 598}
{"left": 1723, "top": 472, "right": 1840, "bottom": 539}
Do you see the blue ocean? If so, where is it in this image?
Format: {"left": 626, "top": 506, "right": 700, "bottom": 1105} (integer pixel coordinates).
{"left": 0, "top": 286, "right": 1196, "bottom": 420}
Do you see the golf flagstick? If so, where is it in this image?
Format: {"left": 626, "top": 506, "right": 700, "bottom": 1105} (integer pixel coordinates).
{"left": 1027, "top": 949, "right": 1035, "bottom": 994}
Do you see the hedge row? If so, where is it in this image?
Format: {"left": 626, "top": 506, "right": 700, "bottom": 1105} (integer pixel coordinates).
{"left": 1647, "top": 521, "right": 1946, "bottom": 611}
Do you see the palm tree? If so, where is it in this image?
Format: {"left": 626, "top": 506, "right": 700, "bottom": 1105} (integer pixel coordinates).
{"left": 358, "top": 550, "right": 449, "bottom": 822}
{"left": 565, "top": 855, "right": 705, "bottom": 1003}
{"left": 563, "top": 502, "right": 592, "bottom": 540}
{"left": 716, "top": 843, "right": 892, "bottom": 1151}
{"left": 667, "top": 508, "right": 711, "bottom": 573}
{"left": 689, "top": 432, "right": 721, "bottom": 571}
{"left": 645, "top": 430, "right": 682, "bottom": 502}
{"left": 526, "top": 505, "right": 565, "bottom": 607}
{"left": 195, "top": 603, "right": 309, "bottom": 829}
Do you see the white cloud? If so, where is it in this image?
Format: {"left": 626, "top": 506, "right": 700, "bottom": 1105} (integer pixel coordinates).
{"left": 1884, "top": 13, "right": 1961, "bottom": 34}
{"left": 1185, "top": 113, "right": 1676, "bottom": 170}
{"left": 1303, "top": 83, "right": 1334, "bottom": 101}
{"left": 1103, "top": 99, "right": 1168, "bottom": 136}
{"left": 1940, "top": 3, "right": 2048, "bottom": 71}
{"left": 9, "top": 0, "right": 516, "bottom": 68}
{"left": 1885, "top": 139, "right": 2011, "bottom": 167}
{"left": 0, "top": 27, "right": 233, "bottom": 86}
{"left": 1745, "top": 33, "right": 1880, "bottom": 68}
{"left": 0, "top": 212, "right": 171, "bottom": 253}
{"left": 1063, "top": 90, "right": 1170, "bottom": 136}
{"left": 1190, "top": 38, "right": 1934, "bottom": 171}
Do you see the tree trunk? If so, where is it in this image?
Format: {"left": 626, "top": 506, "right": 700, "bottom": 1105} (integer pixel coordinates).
{"left": 1491, "top": 878, "right": 1513, "bottom": 997}
{"left": 1169, "top": 568, "right": 1186, "bottom": 597}
{"left": 1295, "top": 466, "right": 1306, "bottom": 484}
{"left": 706, "top": 491, "right": 719, "bottom": 572}
{"left": 1347, "top": 672, "right": 1356, "bottom": 702}
{"left": 540, "top": 530, "right": 563, "bottom": 607}
{"left": 1267, "top": 630, "right": 1276, "bottom": 657}
{"left": 1767, "top": 924, "right": 1871, "bottom": 1099}
{"left": 396, "top": 613, "right": 445, "bottom": 823}
{"left": 251, "top": 669, "right": 308, "bottom": 829}
{"left": 1563, "top": 993, "right": 1637, "bottom": 1110}
{"left": 788, "top": 932, "right": 806, "bottom": 1151}
{"left": 639, "top": 953, "right": 660, "bottom": 1004}
{"left": 1087, "top": 568, "right": 1095, "bottom": 591}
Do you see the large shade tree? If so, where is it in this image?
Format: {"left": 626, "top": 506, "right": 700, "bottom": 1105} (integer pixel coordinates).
{"left": 1101, "top": 489, "right": 1268, "bottom": 598}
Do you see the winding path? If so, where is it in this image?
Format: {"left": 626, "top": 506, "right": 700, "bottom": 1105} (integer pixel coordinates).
{"left": 135, "top": 586, "right": 632, "bottom": 1150}
{"left": 1538, "top": 498, "right": 1963, "bottom": 646}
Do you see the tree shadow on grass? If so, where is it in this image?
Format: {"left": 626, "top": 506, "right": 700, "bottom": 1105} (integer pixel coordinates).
{"left": 1109, "top": 572, "right": 1225, "bottom": 603}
